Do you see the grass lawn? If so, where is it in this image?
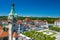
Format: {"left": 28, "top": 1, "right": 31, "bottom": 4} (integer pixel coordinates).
{"left": 22, "top": 30, "right": 56, "bottom": 40}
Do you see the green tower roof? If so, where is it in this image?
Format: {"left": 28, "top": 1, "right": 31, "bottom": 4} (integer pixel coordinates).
{"left": 9, "top": 3, "right": 17, "bottom": 17}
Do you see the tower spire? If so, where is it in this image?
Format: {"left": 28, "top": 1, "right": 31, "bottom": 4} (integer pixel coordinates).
{"left": 8, "top": 2, "right": 17, "bottom": 17}
{"left": 12, "top": 3, "right": 14, "bottom": 8}
{"left": 12, "top": 0, "right": 14, "bottom": 8}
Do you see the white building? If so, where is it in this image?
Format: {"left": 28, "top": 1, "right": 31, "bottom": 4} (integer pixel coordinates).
{"left": 54, "top": 19, "right": 60, "bottom": 27}
{"left": 34, "top": 20, "right": 48, "bottom": 28}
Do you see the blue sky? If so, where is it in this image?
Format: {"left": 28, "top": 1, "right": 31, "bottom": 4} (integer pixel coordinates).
{"left": 0, "top": 0, "right": 60, "bottom": 17}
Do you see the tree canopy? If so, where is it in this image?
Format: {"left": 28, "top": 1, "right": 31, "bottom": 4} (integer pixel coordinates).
{"left": 0, "top": 16, "right": 59, "bottom": 23}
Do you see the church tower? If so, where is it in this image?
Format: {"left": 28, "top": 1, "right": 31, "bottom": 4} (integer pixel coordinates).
{"left": 8, "top": 3, "right": 18, "bottom": 40}
{"left": 8, "top": 3, "right": 18, "bottom": 23}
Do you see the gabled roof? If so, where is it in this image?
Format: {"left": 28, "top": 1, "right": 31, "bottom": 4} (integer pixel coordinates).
{"left": 17, "top": 20, "right": 22, "bottom": 24}
{"left": 0, "top": 32, "right": 9, "bottom": 37}
{"left": 55, "top": 19, "right": 60, "bottom": 22}
{"left": 13, "top": 32, "right": 18, "bottom": 37}
{"left": 0, "top": 26, "right": 9, "bottom": 37}
{"left": 24, "top": 18, "right": 30, "bottom": 22}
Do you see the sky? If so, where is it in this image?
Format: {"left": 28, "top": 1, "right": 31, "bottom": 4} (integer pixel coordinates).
{"left": 0, "top": 0, "right": 60, "bottom": 17}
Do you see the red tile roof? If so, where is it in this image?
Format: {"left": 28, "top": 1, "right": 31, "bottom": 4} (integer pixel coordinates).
{"left": 13, "top": 32, "right": 18, "bottom": 37}
{"left": 0, "top": 26, "right": 9, "bottom": 37}
{"left": 17, "top": 20, "right": 22, "bottom": 24}
{"left": 24, "top": 18, "right": 30, "bottom": 22}
{"left": 2, "top": 20, "right": 8, "bottom": 22}
{"left": 38, "top": 20, "right": 43, "bottom": 22}
{"left": 56, "top": 19, "right": 60, "bottom": 22}
{"left": 0, "top": 32, "right": 9, "bottom": 37}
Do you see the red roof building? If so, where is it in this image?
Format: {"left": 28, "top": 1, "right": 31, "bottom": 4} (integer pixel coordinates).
{"left": 13, "top": 32, "right": 18, "bottom": 38}
{"left": 0, "top": 26, "right": 8, "bottom": 38}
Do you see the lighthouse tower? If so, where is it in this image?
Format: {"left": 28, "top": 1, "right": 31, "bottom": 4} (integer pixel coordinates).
{"left": 8, "top": 3, "right": 18, "bottom": 40}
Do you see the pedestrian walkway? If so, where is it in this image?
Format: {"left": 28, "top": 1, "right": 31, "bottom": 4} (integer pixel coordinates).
{"left": 55, "top": 32, "right": 60, "bottom": 40}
